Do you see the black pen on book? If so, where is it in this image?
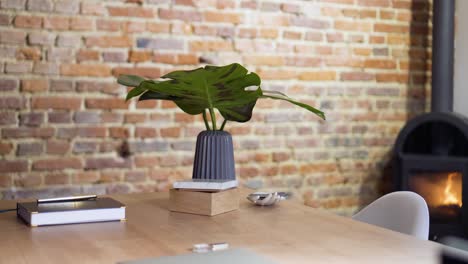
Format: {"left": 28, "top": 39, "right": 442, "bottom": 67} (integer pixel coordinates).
{"left": 17, "top": 195, "right": 126, "bottom": 227}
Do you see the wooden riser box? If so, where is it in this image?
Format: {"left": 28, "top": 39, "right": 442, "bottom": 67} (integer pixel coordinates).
{"left": 169, "top": 188, "right": 239, "bottom": 216}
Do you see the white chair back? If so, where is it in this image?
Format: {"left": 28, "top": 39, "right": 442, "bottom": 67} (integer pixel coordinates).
{"left": 352, "top": 191, "right": 429, "bottom": 240}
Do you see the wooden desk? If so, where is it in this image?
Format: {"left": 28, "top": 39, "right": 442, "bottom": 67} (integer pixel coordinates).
{"left": 0, "top": 192, "right": 443, "bottom": 263}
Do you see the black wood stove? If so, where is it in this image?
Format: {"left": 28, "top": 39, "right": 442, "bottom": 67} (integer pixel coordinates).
{"left": 393, "top": 0, "right": 468, "bottom": 241}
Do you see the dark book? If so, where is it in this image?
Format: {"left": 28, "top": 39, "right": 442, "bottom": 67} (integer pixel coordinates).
{"left": 17, "top": 197, "right": 126, "bottom": 227}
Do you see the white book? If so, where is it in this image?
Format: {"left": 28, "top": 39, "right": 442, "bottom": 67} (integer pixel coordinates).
{"left": 173, "top": 179, "right": 238, "bottom": 191}
{"left": 17, "top": 197, "right": 126, "bottom": 227}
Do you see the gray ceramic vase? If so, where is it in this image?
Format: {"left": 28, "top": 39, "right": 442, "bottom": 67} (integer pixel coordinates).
{"left": 192, "top": 130, "right": 236, "bottom": 180}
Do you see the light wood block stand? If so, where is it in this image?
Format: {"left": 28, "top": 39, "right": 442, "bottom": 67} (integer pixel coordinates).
{"left": 169, "top": 187, "right": 239, "bottom": 216}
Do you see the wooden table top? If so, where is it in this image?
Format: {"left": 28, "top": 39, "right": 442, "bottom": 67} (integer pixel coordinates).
{"left": 0, "top": 191, "right": 444, "bottom": 264}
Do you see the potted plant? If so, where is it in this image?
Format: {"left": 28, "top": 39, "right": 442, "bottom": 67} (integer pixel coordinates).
{"left": 118, "top": 63, "right": 325, "bottom": 181}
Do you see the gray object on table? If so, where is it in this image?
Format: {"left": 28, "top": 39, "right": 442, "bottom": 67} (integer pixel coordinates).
{"left": 118, "top": 248, "right": 278, "bottom": 264}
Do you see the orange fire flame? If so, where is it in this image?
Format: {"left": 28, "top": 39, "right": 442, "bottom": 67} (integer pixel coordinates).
{"left": 442, "top": 172, "right": 462, "bottom": 207}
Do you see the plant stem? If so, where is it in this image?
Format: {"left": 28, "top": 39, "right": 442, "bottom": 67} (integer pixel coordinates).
{"left": 202, "top": 110, "right": 210, "bottom": 130}
{"left": 209, "top": 108, "right": 217, "bottom": 130}
{"left": 220, "top": 119, "right": 227, "bottom": 131}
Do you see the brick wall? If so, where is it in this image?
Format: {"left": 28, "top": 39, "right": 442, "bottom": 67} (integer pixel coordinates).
{"left": 0, "top": 0, "right": 430, "bottom": 215}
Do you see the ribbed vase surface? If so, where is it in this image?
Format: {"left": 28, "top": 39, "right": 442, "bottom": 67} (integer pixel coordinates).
{"left": 192, "top": 130, "right": 236, "bottom": 180}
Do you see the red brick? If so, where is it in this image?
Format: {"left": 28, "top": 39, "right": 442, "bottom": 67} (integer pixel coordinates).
{"left": 28, "top": 32, "right": 54, "bottom": 45}
{"left": 153, "top": 53, "right": 177, "bottom": 64}
{"left": 392, "top": 0, "right": 412, "bottom": 9}
{"left": 46, "top": 140, "right": 70, "bottom": 155}
{"left": 5, "top": 62, "right": 32, "bottom": 73}
{"left": 160, "top": 127, "right": 181, "bottom": 138}
{"left": 0, "top": 175, "right": 12, "bottom": 188}
{"left": 256, "top": 69, "right": 297, "bottom": 80}
{"left": 358, "top": 0, "right": 390, "bottom": 7}
{"left": 85, "top": 98, "right": 129, "bottom": 110}
{"left": 299, "top": 71, "right": 336, "bottom": 81}
{"left": 175, "top": 113, "right": 195, "bottom": 123}
{"left": 2, "top": 128, "right": 54, "bottom": 138}
{"left": 21, "top": 79, "right": 48, "bottom": 93}
{"left": 334, "top": 20, "right": 372, "bottom": 32}
{"left": 16, "top": 142, "right": 43, "bottom": 156}
{"left": 14, "top": 174, "right": 42, "bottom": 188}
{"left": 125, "top": 171, "right": 147, "bottom": 182}
{"left": 353, "top": 48, "right": 372, "bottom": 56}
{"left": 174, "top": 0, "right": 194, "bottom": 6}
{"left": 77, "top": 50, "right": 100, "bottom": 62}
{"left": 340, "top": 72, "right": 375, "bottom": 81}
{"left": 85, "top": 36, "right": 132, "bottom": 48}
{"left": 283, "top": 31, "right": 302, "bottom": 40}
{"left": 72, "top": 172, "right": 99, "bottom": 184}
{"left": 190, "top": 40, "right": 233, "bottom": 52}
{"left": 0, "top": 96, "right": 26, "bottom": 109}
{"left": 129, "top": 50, "right": 152, "bottom": 62}
{"left": 194, "top": 25, "right": 218, "bottom": 36}
{"left": 48, "top": 112, "right": 71, "bottom": 123}
{"left": 102, "top": 51, "right": 127, "bottom": 62}
{"left": 204, "top": 11, "right": 242, "bottom": 24}
{"left": 32, "top": 97, "right": 81, "bottom": 110}
{"left": 135, "top": 127, "right": 157, "bottom": 138}
{"left": 33, "top": 158, "right": 81, "bottom": 171}
{"left": 109, "top": 127, "right": 130, "bottom": 138}
{"left": 43, "top": 16, "right": 69, "bottom": 30}
{"left": 137, "top": 100, "right": 158, "bottom": 109}
{"left": 370, "top": 35, "right": 385, "bottom": 44}
{"left": 0, "top": 30, "right": 26, "bottom": 44}
{"left": 123, "top": 21, "right": 145, "bottom": 33}
{"left": 19, "top": 112, "right": 44, "bottom": 126}
{"left": 376, "top": 73, "right": 408, "bottom": 83}
{"left": 177, "top": 54, "right": 198, "bottom": 65}
{"left": 101, "top": 112, "right": 122, "bottom": 123}
{"left": 146, "top": 22, "right": 170, "bottom": 33}
{"left": 112, "top": 67, "right": 161, "bottom": 79}
{"left": 0, "top": 142, "right": 13, "bottom": 155}
{"left": 81, "top": 2, "right": 106, "bottom": 15}
{"left": 14, "top": 15, "right": 42, "bottom": 28}
{"left": 273, "top": 152, "right": 291, "bottom": 162}
{"left": 96, "top": 19, "right": 120, "bottom": 31}
{"left": 57, "top": 35, "right": 81, "bottom": 48}
{"left": 160, "top": 101, "right": 176, "bottom": 109}
{"left": 0, "top": 79, "right": 17, "bottom": 92}
{"left": 125, "top": 113, "right": 147, "bottom": 124}
{"left": 85, "top": 157, "right": 131, "bottom": 169}
{"left": 16, "top": 47, "right": 41, "bottom": 61}
{"left": 100, "top": 171, "right": 122, "bottom": 183}
{"left": 77, "top": 127, "right": 106, "bottom": 138}
{"left": 108, "top": 6, "right": 154, "bottom": 17}
{"left": 70, "top": 17, "right": 94, "bottom": 30}
{"left": 238, "top": 28, "right": 257, "bottom": 38}
{"left": 374, "top": 23, "right": 408, "bottom": 33}
{"left": 159, "top": 8, "right": 201, "bottom": 22}
{"left": 259, "top": 28, "right": 279, "bottom": 38}
{"left": 61, "top": 64, "right": 111, "bottom": 77}
{"left": 321, "top": 0, "right": 354, "bottom": 4}
{"left": 244, "top": 55, "right": 283, "bottom": 66}
{"left": 364, "top": 59, "right": 396, "bottom": 69}
{"left": 44, "top": 173, "right": 70, "bottom": 185}
{"left": 0, "top": 160, "right": 28, "bottom": 173}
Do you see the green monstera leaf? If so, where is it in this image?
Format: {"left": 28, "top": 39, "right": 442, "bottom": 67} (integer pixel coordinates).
{"left": 118, "top": 63, "right": 325, "bottom": 131}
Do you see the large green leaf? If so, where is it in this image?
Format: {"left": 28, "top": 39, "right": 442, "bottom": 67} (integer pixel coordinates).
{"left": 261, "top": 90, "right": 326, "bottom": 120}
{"left": 118, "top": 63, "right": 325, "bottom": 129}
{"left": 123, "top": 63, "right": 262, "bottom": 122}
